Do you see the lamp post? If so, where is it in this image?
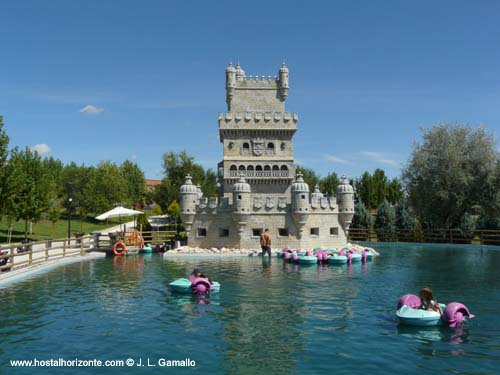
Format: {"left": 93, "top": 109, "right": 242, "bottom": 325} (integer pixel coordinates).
{"left": 68, "top": 197, "right": 73, "bottom": 244}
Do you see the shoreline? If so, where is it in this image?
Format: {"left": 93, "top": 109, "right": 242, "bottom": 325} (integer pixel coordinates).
{"left": 164, "top": 243, "right": 379, "bottom": 256}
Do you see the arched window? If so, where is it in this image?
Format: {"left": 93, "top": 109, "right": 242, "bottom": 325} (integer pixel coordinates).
{"left": 238, "top": 165, "right": 246, "bottom": 171}
{"left": 247, "top": 165, "right": 254, "bottom": 171}
{"left": 230, "top": 165, "right": 237, "bottom": 171}
{"left": 242, "top": 142, "right": 250, "bottom": 150}
{"left": 267, "top": 142, "right": 275, "bottom": 150}
{"left": 256, "top": 165, "right": 263, "bottom": 171}
{"left": 280, "top": 165, "right": 288, "bottom": 171}
{"left": 272, "top": 165, "right": 279, "bottom": 171}
{"left": 264, "top": 165, "right": 271, "bottom": 171}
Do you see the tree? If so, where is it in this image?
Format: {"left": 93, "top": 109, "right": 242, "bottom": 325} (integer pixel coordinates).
{"left": 5, "top": 147, "right": 52, "bottom": 238}
{"left": 351, "top": 201, "right": 372, "bottom": 229}
{"left": 202, "top": 169, "right": 218, "bottom": 198}
{"left": 120, "top": 160, "right": 146, "bottom": 208}
{"left": 319, "top": 172, "right": 340, "bottom": 197}
{"left": 395, "top": 201, "right": 416, "bottom": 231}
{"left": 157, "top": 151, "right": 206, "bottom": 209}
{"left": 295, "top": 166, "right": 318, "bottom": 189}
{"left": 354, "top": 169, "right": 403, "bottom": 209}
{"left": 374, "top": 200, "right": 397, "bottom": 242}
{"left": 0, "top": 115, "right": 10, "bottom": 218}
{"left": 402, "top": 124, "right": 499, "bottom": 228}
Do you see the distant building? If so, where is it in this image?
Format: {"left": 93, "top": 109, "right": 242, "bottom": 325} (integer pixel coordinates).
{"left": 179, "top": 63, "right": 354, "bottom": 249}
{"left": 145, "top": 179, "right": 162, "bottom": 192}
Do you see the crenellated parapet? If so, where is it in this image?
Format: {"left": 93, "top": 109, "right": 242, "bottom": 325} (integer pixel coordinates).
{"left": 219, "top": 112, "right": 298, "bottom": 123}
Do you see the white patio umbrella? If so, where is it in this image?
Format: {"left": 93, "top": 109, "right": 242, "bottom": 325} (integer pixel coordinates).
{"left": 96, "top": 206, "right": 144, "bottom": 232}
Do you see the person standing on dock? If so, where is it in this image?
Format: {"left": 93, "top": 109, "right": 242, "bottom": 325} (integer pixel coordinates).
{"left": 260, "top": 229, "right": 272, "bottom": 257}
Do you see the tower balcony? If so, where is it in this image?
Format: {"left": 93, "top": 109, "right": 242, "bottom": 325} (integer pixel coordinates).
{"left": 228, "top": 170, "right": 290, "bottom": 179}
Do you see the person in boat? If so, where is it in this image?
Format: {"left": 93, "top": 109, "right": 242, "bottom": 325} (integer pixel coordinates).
{"left": 191, "top": 268, "right": 212, "bottom": 284}
{"left": 419, "top": 287, "right": 443, "bottom": 315}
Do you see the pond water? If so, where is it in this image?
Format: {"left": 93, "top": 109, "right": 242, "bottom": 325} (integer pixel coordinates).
{"left": 1, "top": 243, "right": 499, "bottom": 374}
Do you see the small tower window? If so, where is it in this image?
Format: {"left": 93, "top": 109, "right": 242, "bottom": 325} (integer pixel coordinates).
{"left": 278, "top": 228, "right": 288, "bottom": 237}
{"left": 301, "top": 195, "right": 306, "bottom": 199}
{"left": 280, "top": 165, "right": 288, "bottom": 171}
{"left": 239, "top": 165, "right": 246, "bottom": 171}
{"left": 252, "top": 228, "right": 262, "bottom": 237}
{"left": 264, "top": 165, "right": 271, "bottom": 171}
{"left": 310, "top": 228, "right": 319, "bottom": 236}
{"left": 238, "top": 195, "right": 242, "bottom": 200}
{"left": 247, "top": 165, "right": 254, "bottom": 171}
{"left": 219, "top": 228, "right": 229, "bottom": 237}
{"left": 272, "top": 165, "right": 279, "bottom": 171}
{"left": 197, "top": 228, "right": 207, "bottom": 237}
{"left": 330, "top": 227, "right": 339, "bottom": 236}
{"left": 256, "top": 165, "right": 263, "bottom": 171}
{"left": 242, "top": 142, "right": 250, "bottom": 154}
{"left": 230, "top": 165, "right": 237, "bottom": 171}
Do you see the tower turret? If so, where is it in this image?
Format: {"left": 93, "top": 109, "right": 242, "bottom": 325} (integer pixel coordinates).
{"left": 336, "top": 175, "right": 355, "bottom": 234}
{"left": 179, "top": 174, "right": 198, "bottom": 231}
{"left": 226, "top": 62, "right": 236, "bottom": 109}
{"left": 291, "top": 173, "right": 310, "bottom": 238}
{"left": 235, "top": 62, "right": 245, "bottom": 81}
{"left": 232, "top": 174, "right": 252, "bottom": 234}
{"left": 278, "top": 62, "right": 289, "bottom": 101}
{"left": 311, "top": 184, "right": 324, "bottom": 200}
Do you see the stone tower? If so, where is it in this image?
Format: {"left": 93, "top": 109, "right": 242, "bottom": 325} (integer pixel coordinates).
{"left": 218, "top": 62, "right": 297, "bottom": 200}
{"left": 180, "top": 63, "right": 355, "bottom": 250}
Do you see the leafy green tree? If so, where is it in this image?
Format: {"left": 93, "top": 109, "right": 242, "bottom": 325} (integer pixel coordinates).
{"left": 0, "top": 115, "right": 10, "bottom": 219}
{"left": 152, "top": 204, "right": 163, "bottom": 216}
{"left": 355, "top": 169, "right": 403, "bottom": 209}
{"left": 167, "top": 200, "right": 180, "bottom": 223}
{"left": 295, "top": 166, "right": 318, "bottom": 190}
{"left": 319, "top": 172, "right": 339, "bottom": 197}
{"left": 374, "top": 200, "right": 397, "bottom": 242}
{"left": 403, "top": 124, "right": 499, "bottom": 228}
{"left": 351, "top": 201, "right": 372, "bottom": 229}
{"left": 157, "top": 151, "right": 206, "bottom": 209}
{"left": 5, "top": 147, "right": 52, "bottom": 238}
{"left": 92, "top": 161, "right": 126, "bottom": 214}
{"left": 202, "top": 169, "right": 218, "bottom": 198}
{"left": 120, "top": 160, "right": 146, "bottom": 208}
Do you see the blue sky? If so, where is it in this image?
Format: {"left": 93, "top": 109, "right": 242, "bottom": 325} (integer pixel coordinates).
{"left": 1, "top": 1, "right": 499, "bottom": 180}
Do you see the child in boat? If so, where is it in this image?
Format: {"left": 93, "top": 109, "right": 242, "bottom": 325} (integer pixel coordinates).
{"left": 419, "top": 287, "right": 443, "bottom": 315}
{"left": 190, "top": 268, "right": 212, "bottom": 284}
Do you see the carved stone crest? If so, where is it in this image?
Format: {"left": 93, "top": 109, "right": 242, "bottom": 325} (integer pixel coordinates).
{"left": 278, "top": 197, "right": 287, "bottom": 210}
{"left": 254, "top": 197, "right": 263, "bottom": 210}
{"left": 252, "top": 139, "right": 265, "bottom": 156}
{"left": 311, "top": 198, "right": 319, "bottom": 209}
{"left": 265, "top": 197, "right": 275, "bottom": 209}
{"left": 208, "top": 198, "right": 218, "bottom": 209}
{"left": 320, "top": 197, "right": 328, "bottom": 209}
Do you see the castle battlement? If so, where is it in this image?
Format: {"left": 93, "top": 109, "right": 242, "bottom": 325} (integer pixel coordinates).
{"left": 237, "top": 75, "right": 277, "bottom": 82}
{"left": 218, "top": 112, "right": 298, "bottom": 123}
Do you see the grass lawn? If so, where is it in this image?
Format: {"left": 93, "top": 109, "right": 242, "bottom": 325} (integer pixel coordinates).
{"left": 0, "top": 216, "right": 128, "bottom": 244}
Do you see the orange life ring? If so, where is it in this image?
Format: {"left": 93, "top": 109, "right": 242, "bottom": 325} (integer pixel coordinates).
{"left": 113, "top": 241, "right": 127, "bottom": 256}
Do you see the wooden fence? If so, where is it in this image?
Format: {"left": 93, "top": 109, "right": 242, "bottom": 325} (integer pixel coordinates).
{"left": 0, "top": 235, "right": 93, "bottom": 273}
{"left": 0, "top": 228, "right": 179, "bottom": 273}
{"left": 348, "top": 227, "right": 500, "bottom": 245}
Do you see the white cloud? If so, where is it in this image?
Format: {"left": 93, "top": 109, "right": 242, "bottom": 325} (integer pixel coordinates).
{"left": 360, "top": 150, "right": 399, "bottom": 166}
{"left": 325, "top": 154, "right": 352, "bottom": 165}
{"left": 79, "top": 104, "right": 104, "bottom": 114}
{"left": 32, "top": 144, "right": 51, "bottom": 155}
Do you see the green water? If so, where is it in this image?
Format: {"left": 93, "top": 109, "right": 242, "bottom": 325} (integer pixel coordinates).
{"left": 1, "top": 244, "right": 499, "bottom": 374}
